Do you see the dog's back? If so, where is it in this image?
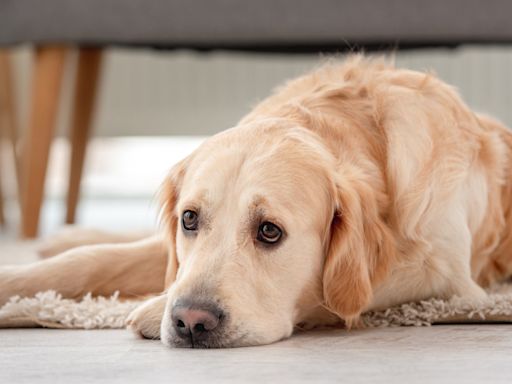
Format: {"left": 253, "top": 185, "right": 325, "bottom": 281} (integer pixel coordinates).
{"left": 473, "top": 115, "right": 512, "bottom": 285}
{"left": 244, "top": 55, "right": 512, "bottom": 304}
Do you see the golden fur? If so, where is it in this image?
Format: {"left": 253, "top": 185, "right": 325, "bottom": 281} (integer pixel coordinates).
{"left": 2, "top": 56, "right": 512, "bottom": 347}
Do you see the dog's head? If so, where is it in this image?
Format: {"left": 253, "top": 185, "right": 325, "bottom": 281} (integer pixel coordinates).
{"left": 160, "top": 121, "right": 393, "bottom": 348}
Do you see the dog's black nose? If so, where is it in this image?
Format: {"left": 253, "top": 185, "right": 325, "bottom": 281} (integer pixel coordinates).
{"left": 171, "top": 303, "right": 222, "bottom": 341}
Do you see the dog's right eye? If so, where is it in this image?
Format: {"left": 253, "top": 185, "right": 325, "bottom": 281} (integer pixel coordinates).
{"left": 182, "top": 210, "right": 199, "bottom": 231}
{"left": 257, "top": 222, "right": 282, "bottom": 244}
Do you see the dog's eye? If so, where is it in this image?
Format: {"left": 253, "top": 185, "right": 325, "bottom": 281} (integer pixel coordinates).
{"left": 182, "top": 210, "right": 199, "bottom": 231}
{"left": 257, "top": 222, "right": 282, "bottom": 244}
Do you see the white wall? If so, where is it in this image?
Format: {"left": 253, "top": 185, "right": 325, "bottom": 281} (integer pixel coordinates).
{"left": 10, "top": 46, "right": 512, "bottom": 139}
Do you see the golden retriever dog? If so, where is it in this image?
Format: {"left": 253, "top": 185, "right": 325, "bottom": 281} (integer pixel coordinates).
{"left": 2, "top": 56, "right": 512, "bottom": 348}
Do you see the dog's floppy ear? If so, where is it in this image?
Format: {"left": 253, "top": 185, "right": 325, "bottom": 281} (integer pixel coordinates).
{"left": 323, "top": 165, "right": 395, "bottom": 325}
{"left": 159, "top": 157, "right": 190, "bottom": 288}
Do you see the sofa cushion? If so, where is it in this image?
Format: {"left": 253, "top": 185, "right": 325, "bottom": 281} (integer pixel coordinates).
{"left": 1, "top": 0, "right": 512, "bottom": 50}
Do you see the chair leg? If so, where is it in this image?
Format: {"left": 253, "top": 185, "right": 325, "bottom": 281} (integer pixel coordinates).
{"left": 0, "top": 53, "right": 7, "bottom": 227}
{"left": 0, "top": 134, "right": 4, "bottom": 226}
{"left": 0, "top": 174, "right": 4, "bottom": 227}
{"left": 65, "top": 48, "right": 102, "bottom": 224}
{"left": 21, "top": 46, "right": 67, "bottom": 238}
{"left": 0, "top": 52, "right": 20, "bottom": 189}
{"left": 0, "top": 51, "right": 21, "bottom": 226}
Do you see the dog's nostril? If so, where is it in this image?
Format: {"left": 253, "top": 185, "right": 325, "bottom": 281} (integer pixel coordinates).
{"left": 171, "top": 303, "right": 223, "bottom": 342}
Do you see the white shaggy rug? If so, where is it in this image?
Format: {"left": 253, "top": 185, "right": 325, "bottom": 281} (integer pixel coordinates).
{"left": 1, "top": 286, "right": 512, "bottom": 330}
{"left": 1, "top": 240, "right": 512, "bottom": 330}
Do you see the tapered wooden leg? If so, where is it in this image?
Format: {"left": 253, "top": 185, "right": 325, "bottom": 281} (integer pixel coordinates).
{"left": 65, "top": 48, "right": 102, "bottom": 224}
{"left": 21, "top": 46, "right": 67, "bottom": 238}
{"left": 0, "top": 52, "right": 20, "bottom": 191}
{"left": 0, "top": 148, "right": 4, "bottom": 226}
{"left": 0, "top": 53, "right": 7, "bottom": 227}
{"left": 0, "top": 51, "right": 21, "bottom": 226}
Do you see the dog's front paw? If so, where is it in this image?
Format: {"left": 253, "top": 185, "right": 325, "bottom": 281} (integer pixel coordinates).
{"left": 126, "top": 295, "right": 167, "bottom": 340}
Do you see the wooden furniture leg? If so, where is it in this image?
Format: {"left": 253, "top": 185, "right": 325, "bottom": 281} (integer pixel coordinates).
{"left": 0, "top": 53, "right": 7, "bottom": 226}
{"left": 0, "top": 51, "right": 21, "bottom": 226}
{"left": 0, "top": 132, "right": 4, "bottom": 226}
{"left": 0, "top": 52, "right": 20, "bottom": 191}
{"left": 65, "top": 48, "right": 102, "bottom": 224}
{"left": 21, "top": 46, "right": 67, "bottom": 238}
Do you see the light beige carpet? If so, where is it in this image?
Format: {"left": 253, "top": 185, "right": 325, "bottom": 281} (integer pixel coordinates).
{"left": 1, "top": 286, "right": 512, "bottom": 330}
{"left": 1, "top": 241, "right": 512, "bottom": 330}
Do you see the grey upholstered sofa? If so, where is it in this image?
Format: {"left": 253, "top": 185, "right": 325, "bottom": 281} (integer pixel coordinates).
{"left": 2, "top": 0, "right": 512, "bottom": 50}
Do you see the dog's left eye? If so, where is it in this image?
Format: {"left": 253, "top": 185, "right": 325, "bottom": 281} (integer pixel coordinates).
{"left": 182, "top": 210, "right": 199, "bottom": 231}
{"left": 257, "top": 222, "right": 282, "bottom": 244}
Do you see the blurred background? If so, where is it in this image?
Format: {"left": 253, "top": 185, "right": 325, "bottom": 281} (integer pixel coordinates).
{"left": 1, "top": 1, "right": 512, "bottom": 240}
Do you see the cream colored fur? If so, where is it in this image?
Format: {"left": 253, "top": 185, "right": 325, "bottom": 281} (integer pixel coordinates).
{"left": 2, "top": 56, "right": 512, "bottom": 347}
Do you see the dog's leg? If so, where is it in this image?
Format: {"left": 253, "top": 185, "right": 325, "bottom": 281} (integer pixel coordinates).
{"left": 450, "top": 274, "right": 487, "bottom": 301}
{"left": 477, "top": 249, "right": 512, "bottom": 287}
{"left": 126, "top": 294, "right": 167, "bottom": 339}
{"left": 0, "top": 235, "right": 167, "bottom": 307}
{"left": 440, "top": 227, "right": 488, "bottom": 304}
{"left": 37, "top": 226, "right": 154, "bottom": 258}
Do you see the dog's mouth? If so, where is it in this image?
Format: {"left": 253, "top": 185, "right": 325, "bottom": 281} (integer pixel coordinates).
{"left": 164, "top": 326, "right": 249, "bottom": 349}
{"left": 167, "top": 335, "right": 240, "bottom": 349}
